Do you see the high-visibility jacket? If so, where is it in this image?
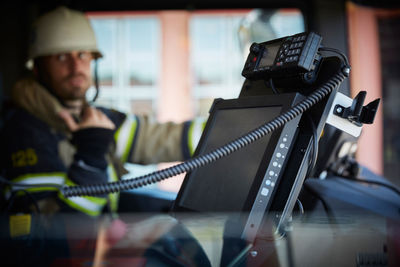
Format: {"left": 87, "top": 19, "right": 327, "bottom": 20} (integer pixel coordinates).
{"left": 0, "top": 77, "right": 205, "bottom": 216}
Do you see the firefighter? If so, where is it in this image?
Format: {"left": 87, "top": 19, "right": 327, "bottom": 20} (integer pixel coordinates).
{"left": 0, "top": 6, "right": 204, "bottom": 217}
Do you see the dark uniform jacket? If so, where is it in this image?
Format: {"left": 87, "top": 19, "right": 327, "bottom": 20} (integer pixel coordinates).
{"left": 1, "top": 77, "right": 205, "bottom": 216}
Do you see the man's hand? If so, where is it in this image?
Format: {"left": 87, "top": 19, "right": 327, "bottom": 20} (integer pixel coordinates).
{"left": 58, "top": 106, "right": 115, "bottom": 132}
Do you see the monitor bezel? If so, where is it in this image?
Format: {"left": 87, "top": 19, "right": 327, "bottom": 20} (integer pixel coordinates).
{"left": 172, "top": 93, "right": 302, "bottom": 213}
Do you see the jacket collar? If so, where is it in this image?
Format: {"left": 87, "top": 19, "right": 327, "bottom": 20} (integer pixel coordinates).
{"left": 12, "top": 77, "right": 70, "bottom": 133}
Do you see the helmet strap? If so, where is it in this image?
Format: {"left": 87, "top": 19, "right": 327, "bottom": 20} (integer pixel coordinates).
{"left": 91, "top": 58, "right": 100, "bottom": 103}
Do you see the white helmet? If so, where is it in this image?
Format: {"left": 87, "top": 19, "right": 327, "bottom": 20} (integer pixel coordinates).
{"left": 26, "top": 6, "right": 102, "bottom": 69}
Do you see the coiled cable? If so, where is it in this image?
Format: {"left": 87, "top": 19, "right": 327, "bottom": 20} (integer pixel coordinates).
{"left": 62, "top": 70, "right": 346, "bottom": 197}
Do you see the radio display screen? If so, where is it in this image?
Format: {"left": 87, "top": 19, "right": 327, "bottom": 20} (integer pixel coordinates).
{"left": 257, "top": 42, "right": 282, "bottom": 68}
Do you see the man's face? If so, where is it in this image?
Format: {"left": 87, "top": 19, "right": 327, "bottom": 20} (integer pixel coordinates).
{"left": 36, "top": 51, "right": 93, "bottom": 101}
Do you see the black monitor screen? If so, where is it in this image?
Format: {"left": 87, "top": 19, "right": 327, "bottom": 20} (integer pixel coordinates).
{"left": 178, "top": 106, "right": 282, "bottom": 212}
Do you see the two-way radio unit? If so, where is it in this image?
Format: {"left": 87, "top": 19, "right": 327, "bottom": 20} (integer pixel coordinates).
{"left": 241, "top": 32, "right": 322, "bottom": 84}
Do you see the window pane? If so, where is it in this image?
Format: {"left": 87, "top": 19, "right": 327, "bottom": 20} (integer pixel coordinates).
{"left": 126, "top": 18, "right": 160, "bottom": 86}
{"left": 90, "top": 19, "right": 116, "bottom": 86}
{"left": 191, "top": 16, "right": 233, "bottom": 86}
{"left": 88, "top": 14, "right": 159, "bottom": 115}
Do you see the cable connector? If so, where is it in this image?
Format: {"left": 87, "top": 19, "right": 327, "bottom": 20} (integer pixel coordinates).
{"left": 342, "top": 65, "right": 351, "bottom": 77}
